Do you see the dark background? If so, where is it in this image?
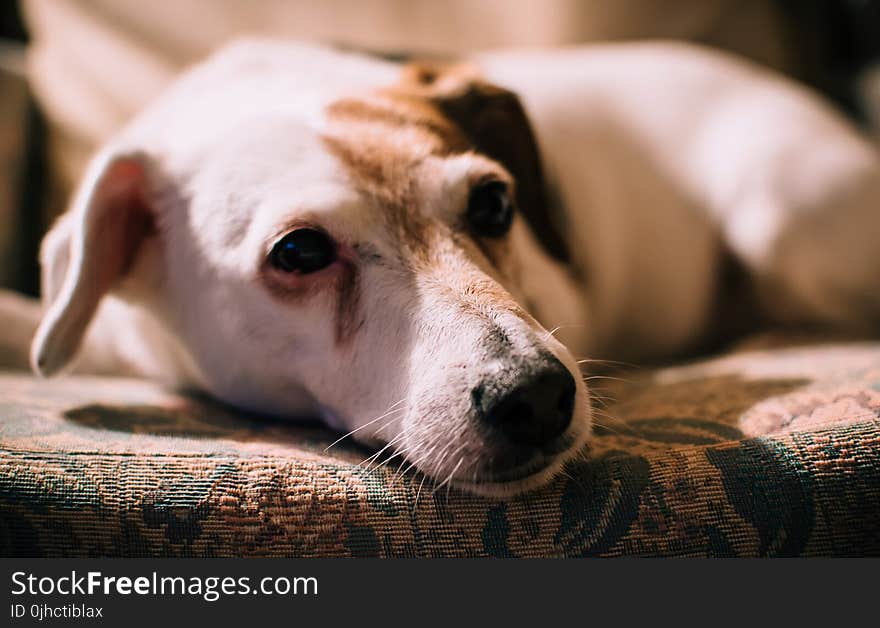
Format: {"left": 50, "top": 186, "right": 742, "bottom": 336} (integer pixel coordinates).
{"left": 5, "top": 1, "right": 879, "bottom": 119}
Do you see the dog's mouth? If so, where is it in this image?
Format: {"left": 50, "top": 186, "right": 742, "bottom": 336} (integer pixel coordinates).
{"left": 471, "top": 457, "right": 555, "bottom": 484}
{"left": 447, "top": 428, "right": 589, "bottom": 497}
{"left": 470, "top": 432, "right": 576, "bottom": 483}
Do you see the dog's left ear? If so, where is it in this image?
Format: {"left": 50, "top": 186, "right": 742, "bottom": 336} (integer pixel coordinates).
{"left": 401, "top": 62, "right": 569, "bottom": 262}
{"left": 31, "top": 150, "right": 157, "bottom": 376}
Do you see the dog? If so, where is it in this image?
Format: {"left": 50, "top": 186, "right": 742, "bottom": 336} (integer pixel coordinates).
{"left": 6, "top": 39, "right": 880, "bottom": 496}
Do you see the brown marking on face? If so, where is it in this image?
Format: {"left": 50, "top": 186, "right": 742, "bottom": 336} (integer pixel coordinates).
{"left": 321, "top": 134, "right": 428, "bottom": 264}
{"left": 261, "top": 259, "right": 362, "bottom": 348}
{"left": 335, "top": 259, "right": 362, "bottom": 345}
{"left": 326, "top": 97, "right": 469, "bottom": 153}
{"left": 418, "top": 230, "right": 526, "bottom": 319}
{"left": 460, "top": 276, "right": 528, "bottom": 320}
{"left": 323, "top": 93, "right": 475, "bottom": 266}
{"left": 323, "top": 69, "right": 543, "bottom": 276}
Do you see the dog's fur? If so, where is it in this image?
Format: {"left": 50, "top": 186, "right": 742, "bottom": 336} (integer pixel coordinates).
{"left": 5, "top": 40, "right": 880, "bottom": 496}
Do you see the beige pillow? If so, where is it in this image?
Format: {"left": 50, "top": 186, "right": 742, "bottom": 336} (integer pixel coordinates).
{"left": 22, "top": 0, "right": 791, "bottom": 207}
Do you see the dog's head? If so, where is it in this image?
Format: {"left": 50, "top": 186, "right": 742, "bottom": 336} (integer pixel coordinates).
{"left": 31, "top": 53, "right": 591, "bottom": 496}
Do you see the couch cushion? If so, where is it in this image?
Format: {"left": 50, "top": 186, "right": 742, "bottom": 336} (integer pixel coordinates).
{"left": 2, "top": 337, "right": 879, "bottom": 557}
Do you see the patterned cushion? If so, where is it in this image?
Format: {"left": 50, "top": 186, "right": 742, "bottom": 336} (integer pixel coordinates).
{"left": 2, "top": 335, "right": 879, "bottom": 557}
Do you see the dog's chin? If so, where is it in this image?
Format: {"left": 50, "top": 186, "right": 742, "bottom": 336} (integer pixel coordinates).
{"left": 449, "top": 426, "right": 591, "bottom": 499}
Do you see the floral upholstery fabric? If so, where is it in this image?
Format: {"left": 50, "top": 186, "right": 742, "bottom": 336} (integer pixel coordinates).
{"left": 2, "top": 335, "right": 879, "bottom": 557}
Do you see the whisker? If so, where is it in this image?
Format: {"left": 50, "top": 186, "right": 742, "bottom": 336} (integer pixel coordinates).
{"left": 414, "top": 473, "right": 429, "bottom": 509}
{"left": 583, "top": 374, "right": 633, "bottom": 384}
{"left": 589, "top": 410, "right": 631, "bottom": 436}
{"left": 433, "top": 457, "right": 464, "bottom": 496}
{"left": 386, "top": 456, "right": 411, "bottom": 488}
{"left": 356, "top": 432, "right": 406, "bottom": 470}
{"left": 586, "top": 391, "right": 617, "bottom": 409}
{"left": 586, "top": 387, "right": 617, "bottom": 400}
{"left": 391, "top": 458, "right": 419, "bottom": 486}
{"left": 368, "top": 441, "right": 411, "bottom": 473}
{"left": 590, "top": 406, "right": 628, "bottom": 425}
{"left": 573, "top": 356, "right": 639, "bottom": 369}
{"left": 446, "top": 461, "right": 463, "bottom": 500}
{"left": 544, "top": 323, "right": 585, "bottom": 340}
{"left": 558, "top": 467, "right": 590, "bottom": 498}
{"left": 431, "top": 435, "right": 470, "bottom": 485}
{"left": 374, "top": 412, "right": 405, "bottom": 435}
{"left": 590, "top": 420, "right": 626, "bottom": 436}
{"left": 372, "top": 448, "right": 408, "bottom": 473}
{"left": 323, "top": 399, "right": 406, "bottom": 451}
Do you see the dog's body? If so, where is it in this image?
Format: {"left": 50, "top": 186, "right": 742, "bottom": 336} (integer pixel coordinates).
{"left": 479, "top": 45, "right": 880, "bottom": 359}
{"left": 6, "top": 40, "right": 880, "bottom": 495}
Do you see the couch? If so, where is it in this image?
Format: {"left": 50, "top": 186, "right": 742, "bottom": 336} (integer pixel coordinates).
{"left": 3, "top": 333, "right": 879, "bottom": 557}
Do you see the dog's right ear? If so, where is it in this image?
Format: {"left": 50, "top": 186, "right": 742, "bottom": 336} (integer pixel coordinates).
{"left": 31, "top": 150, "right": 157, "bottom": 376}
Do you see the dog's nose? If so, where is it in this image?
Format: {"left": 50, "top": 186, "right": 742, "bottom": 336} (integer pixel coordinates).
{"left": 474, "top": 356, "right": 576, "bottom": 447}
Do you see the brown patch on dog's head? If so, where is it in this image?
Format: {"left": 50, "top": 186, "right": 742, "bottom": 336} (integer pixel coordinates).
{"left": 399, "top": 61, "right": 570, "bottom": 263}
{"left": 323, "top": 61, "right": 569, "bottom": 265}
{"left": 323, "top": 95, "right": 468, "bottom": 264}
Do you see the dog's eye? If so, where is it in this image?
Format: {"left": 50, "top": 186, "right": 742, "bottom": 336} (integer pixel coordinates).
{"left": 269, "top": 229, "right": 336, "bottom": 274}
{"left": 467, "top": 181, "right": 514, "bottom": 238}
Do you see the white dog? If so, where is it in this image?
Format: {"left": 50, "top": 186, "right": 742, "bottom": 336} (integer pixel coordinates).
{"left": 8, "top": 40, "right": 880, "bottom": 496}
